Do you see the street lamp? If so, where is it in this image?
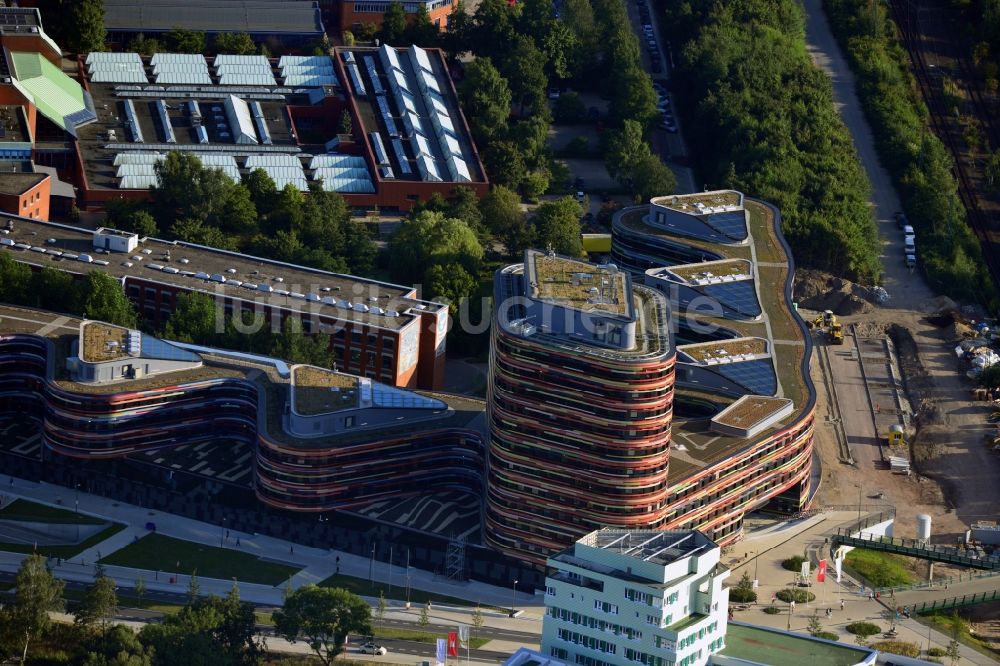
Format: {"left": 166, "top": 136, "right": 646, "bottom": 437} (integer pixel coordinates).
{"left": 220, "top": 517, "right": 226, "bottom": 548}
{"left": 510, "top": 580, "right": 519, "bottom": 618}
{"left": 369, "top": 542, "right": 376, "bottom": 592}
{"left": 857, "top": 485, "right": 863, "bottom": 522}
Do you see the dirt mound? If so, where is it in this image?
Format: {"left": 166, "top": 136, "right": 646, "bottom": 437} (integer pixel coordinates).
{"left": 926, "top": 308, "right": 962, "bottom": 327}
{"left": 793, "top": 269, "right": 875, "bottom": 316}
{"left": 942, "top": 320, "right": 976, "bottom": 342}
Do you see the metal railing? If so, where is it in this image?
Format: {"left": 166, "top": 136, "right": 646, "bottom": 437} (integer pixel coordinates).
{"left": 832, "top": 531, "right": 1000, "bottom": 570}
{"left": 876, "top": 568, "right": 1000, "bottom": 595}
{"left": 911, "top": 590, "right": 1000, "bottom": 613}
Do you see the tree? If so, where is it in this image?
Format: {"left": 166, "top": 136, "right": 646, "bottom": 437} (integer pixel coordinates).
{"left": 83, "top": 272, "right": 138, "bottom": 328}
{"left": 424, "top": 263, "right": 477, "bottom": 305}
{"left": 388, "top": 210, "right": 484, "bottom": 284}
{"left": 729, "top": 571, "right": 757, "bottom": 603}
{"left": 165, "top": 292, "right": 220, "bottom": 345}
{"left": 338, "top": 109, "right": 353, "bottom": 135}
{"left": 135, "top": 576, "right": 146, "bottom": 610}
{"left": 127, "top": 34, "right": 161, "bottom": 56}
{"left": 3, "top": 553, "right": 65, "bottom": 665}
{"left": 0, "top": 252, "right": 31, "bottom": 305}
{"left": 459, "top": 59, "right": 512, "bottom": 144}
{"left": 379, "top": 2, "right": 408, "bottom": 46}
{"left": 215, "top": 583, "right": 266, "bottom": 666}
{"left": 66, "top": 0, "right": 106, "bottom": 54}
{"left": 986, "top": 150, "right": 1000, "bottom": 189}
{"left": 630, "top": 154, "right": 676, "bottom": 202}
{"left": 470, "top": 0, "right": 517, "bottom": 61}
{"left": 406, "top": 3, "right": 439, "bottom": 46}
{"left": 483, "top": 141, "right": 526, "bottom": 188}
{"left": 480, "top": 186, "right": 530, "bottom": 257}
{"left": 188, "top": 571, "right": 200, "bottom": 604}
{"left": 417, "top": 604, "right": 430, "bottom": 628}
{"left": 167, "top": 27, "right": 206, "bottom": 53}
{"left": 471, "top": 605, "right": 485, "bottom": 637}
{"left": 501, "top": 35, "right": 548, "bottom": 113}
{"left": 30, "top": 267, "right": 81, "bottom": 314}
{"left": 946, "top": 637, "right": 961, "bottom": 665}
{"left": 521, "top": 170, "right": 550, "bottom": 203}
{"left": 554, "top": 91, "right": 587, "bottom": 124}
{"left": 214, "top": 32, "right": 256, "bottom": 55}
{"left": 446, "top": 186, "right": 484, "bottom": 234}
{"left": 81, "top": 624, "right": 153, "bottom": 666}
{"left": 76, "top": 574, "right": 118, "bottom": 636}
{"left": 243, "top": 169, "right": 279, "bottom": 216}
{"left": 170, "top": 217, "right": 237, "bottom": 251}
{"left": 375, "top": 591, "right": 387, "bottom": 631}
{"left": 806, "top": 611, "right": 823, "bottom": 637}
{"left": 604, "top": 119, "right": 650, "bottom": 183}
{"left": 441, "top": 0, "right": 472, "bottom": 59}
{"left": 532, "top": 197, "right": 583, "bottom": 256}
{"left": 274, "top": 585, "right": 371, "bottom": 666}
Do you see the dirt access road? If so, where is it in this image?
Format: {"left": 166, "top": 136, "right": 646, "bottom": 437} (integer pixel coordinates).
{"left": 802, "top": 0, "right": 1000, "bottom": 540}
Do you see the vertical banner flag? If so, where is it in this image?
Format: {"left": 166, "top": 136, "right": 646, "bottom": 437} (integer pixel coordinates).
{"left": 447, "top": 632, "right": 459, "bottom": 657}
{"left": 800, "top": 561, "right": 810, "bottom": 580}
{"left": 458, "top": 625, "right": 470, "bottom": 648}
{"left": 834, "top": 555, "right": 843, "bottom": 583}
{"left": 436, "top": 638, "right": 447, "bottom": 665}
{"left": 817, "top": 559, "right": 827, "bottom": 583}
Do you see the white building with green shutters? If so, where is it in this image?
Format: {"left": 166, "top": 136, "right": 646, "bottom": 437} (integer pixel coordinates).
{"left": 541, "top": 529, "right": 730, "bottom": 666}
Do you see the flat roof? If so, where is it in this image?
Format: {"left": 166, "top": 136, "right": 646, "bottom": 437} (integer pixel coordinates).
{"left": 583, "top": 529, "right": 716, "bottom": 566}
{"left": 81, "top": 321, "right": 129, "bottom": 362}
{"left": 0, "top": 172, "right": 46, "bottom": 196}
{"left": 292, "top": 365, "right": 360, "bottom": 414}
{"left": 677, "top": 338, "right": 767, "bottom": 363}
{"left": 615, "top": 201, "right": 811, "bottom": 481}
{"left": 0, "top": 106, "right": 30, "bottom": 144}
{"left": 103, "top": 0, "right": 325, "bottom": 35}
{"left": 651, "top": 189, "right": 743, "bottom": 213}
{"left": 666, "top": 258, "right": 751, "bottom": 283}
{"left": 527, "top": 251, "right": 630, "bottom": 318}
{"left": 721, "top": 623, "right": 874, "bottom": 666}
{"left": 711, "top": 396, "right": 793, "bottom": 431}
{"left": 0, "top": 216, "right": 443, "bottom": 332}
{"left": 338, "top": 45, "right": 486, "bottom": 185}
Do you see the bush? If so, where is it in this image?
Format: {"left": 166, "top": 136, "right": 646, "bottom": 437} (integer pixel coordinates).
{"left": 844, "top": 550, "right": 913, "bottom": 588}
{"left": 926, "top": 647, "right": 946, "bottom": 657}
{"left": 846, "top": 621, "right": 881, "bottom": 637}
{"left": 762, "top": 606, "right": 782, "bottom": 615}
{"left": 775, "top": 588, "right": 815, "bottom": 603}
{"left": 781, "top": 555, "right": 806, "bottom": 572}
{"left": 870, "top": 640, "right": 920, "bottom": 657}
{"left": 729, "top": 588, "right": 757, "bottom": 603}
{"left": 816, "top": 631, "right": 839, "bottom": 641}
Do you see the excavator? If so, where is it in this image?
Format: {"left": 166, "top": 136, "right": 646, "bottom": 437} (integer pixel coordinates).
{"left": 809, "top": 310, "right": 844, "bottom": 344}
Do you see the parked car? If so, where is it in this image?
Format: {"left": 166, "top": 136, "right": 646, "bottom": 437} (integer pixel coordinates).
{"left": 547, "top": 87, "right": 561, "bottom": 100}
{"left": 650, "top": 61, "right": 662, "bottom": 73}
{"left": 902, "top": 224, "right": 914, "bottom": 236}
{"left": 905, "top": 254, "right": 916, "bottom": 269}
{"left": 894, "top": 211, "right": 907, "bottom": 229}
{"left": 575, "top": 191, "right": 586, "bottom": 203}
{"left": 660, "top": 118, "right": 677, "bottom": 133}
{"left": 573, "top": 177, "right": 585, "bottom": 190}
{"left": 360, "top": 644, "right": 387, "bottom": 656}
{"left": 904, "top": 237, "right": 916, "bottom": 253}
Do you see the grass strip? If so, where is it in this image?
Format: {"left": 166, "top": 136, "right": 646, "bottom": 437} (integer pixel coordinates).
{"left": 99, "top": 533, "right": 300, "bottom": 586}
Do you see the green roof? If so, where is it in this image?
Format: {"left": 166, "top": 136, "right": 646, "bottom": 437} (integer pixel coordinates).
{"left": 10, "top": 52, "right": 94, "bottom": 133}
{"left": 720, "top": 624, "right": 873, "bottom": 666}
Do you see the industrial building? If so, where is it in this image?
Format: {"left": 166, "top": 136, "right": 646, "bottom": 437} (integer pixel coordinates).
{"left": 74, "top": 44, "right": 486, "bottom": 212}
{"left": 0, "top": 219, "right": 449, "bottom": 389}
{"left": 338, "top": 0, "right": 459, "bottom": 34}
{"left": 0, "top": 6, "right": 486, "bottom": 216}
{"left": 487, "top": 191, "right": 816, "bottom": 566}
{"left": 101, "top": 0, "right": 327, "bottom": 49}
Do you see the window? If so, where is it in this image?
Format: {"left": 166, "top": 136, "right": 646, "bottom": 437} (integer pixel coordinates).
{"left": 144, "top": 288, "right": 156, "bottom": 300}
{"left": 345, "top": 416, "right": 355, "bottom": 427}
{"left": 546, "top": 586, "right": 556, "bottom": 597}
{"left": 383, "top": 337, "right": 396, "bottom": 349}
{"left": 350, "top": 349, "right": 361, "bottom": 362}
{"left": 645, "top": 614, "right": 659, "bottom": 626}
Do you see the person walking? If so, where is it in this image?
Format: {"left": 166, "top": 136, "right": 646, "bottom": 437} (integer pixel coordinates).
{"left": 840, "top": 599, "right": 845, "bottom": 611}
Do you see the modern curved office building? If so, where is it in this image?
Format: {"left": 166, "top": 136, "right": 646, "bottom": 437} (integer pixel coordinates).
{"left": 0, "top": 318, "right": 485, "bottom": 513}
{"left": 487, "top": 191, "right": 816, "bottom": 566}
{"left": 486, "top": 251, "right": 675, "bottom": 562}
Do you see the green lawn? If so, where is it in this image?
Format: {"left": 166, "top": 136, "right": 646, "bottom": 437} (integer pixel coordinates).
{"left": 0, "top": 499, "right": 105, "bottom": 524}
{"left": 318, "top": 573, "right": 502, "bottom": 610}
{"left": 98, "top": 533, "right": 301, "bottom": 586}
{"left": 371, "top": 625, "right": 489, "bottom": 649}
{"left": 0, "top": 522, "right": 126, "bottom": 559}
{"left": 844, "top": 549, "right": 915, "bottom": 588}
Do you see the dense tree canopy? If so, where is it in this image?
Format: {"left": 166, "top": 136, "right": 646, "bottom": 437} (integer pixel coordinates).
{"left": 83, "top": 272, "right": 139, "bottom": 328}
{"left": 0, "top": 554, "right": 65, "bottom": 665}
{"left": 274, "top": 586, "right": 370, "bottom": 666}
{"left": 663, "top": 0, "right": 881, "bottom": 282}
{"left": 532, "top": 197, "right": 584, "bottom": 256}
{"left": 214, "top": 32, "right": 256, "bottom": 55}
{"left": 389, "top": 210, "right": 484, "bottom": 285}
{"left": 66, "top": 0, "right": 106, "bottom": 53}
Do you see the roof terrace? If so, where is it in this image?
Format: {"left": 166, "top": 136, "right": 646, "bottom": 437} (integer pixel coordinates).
{"left": 527, "top": 251, "right": 631, "bottom": 318}
{"left": 291, "top": 365, "right": 360, "bottom": 415}
{"left": 651, "top": 190, "right": 743, "bottom": 213}
{"left": 584, "top": 528, "right": 717, "bottom": 566}
{"left": 80, "top": 321, "right": 129, "bottom": 363}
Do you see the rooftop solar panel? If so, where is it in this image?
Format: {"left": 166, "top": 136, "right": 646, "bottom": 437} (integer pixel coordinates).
{"left": 714, "top": 358, "right": 777, "bottom": 396}
{"left": 704, "top": 210, "right": 748, "bottom": 241}
{"left": 701, "top": 280, "right": 762, "bottom": 318}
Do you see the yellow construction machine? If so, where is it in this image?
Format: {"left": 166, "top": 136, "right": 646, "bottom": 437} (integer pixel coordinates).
{"left": 810, "top": 310, "right": 844, "bottom": 344}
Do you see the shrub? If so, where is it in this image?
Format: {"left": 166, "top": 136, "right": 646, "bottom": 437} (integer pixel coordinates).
{"left": 775, "top": 588, "right": 815, "bottom": 603}
{"left": 870, "top": 641, "right": 920, "bottom": 657}
{"left": 781, "top": 556, "right": 806, "bottom": 572}
{"left": 816, "top": 631, "right": 839, "bottom": 641}
{"left": 927, "top": 647, "right": 946, "bottom": 657}
{"left": 729, "top": 588, "right": 757, "bottom": 603}
{"left": 762, "top": 606, "right": 781, "bottom": 615}
{"left": 846, "top": 621, "right": 882, "bottom": 637}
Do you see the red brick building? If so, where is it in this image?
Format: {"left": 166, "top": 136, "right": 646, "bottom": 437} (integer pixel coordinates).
{"left": 0, "top": 172, "right": 50, "bottom": 220}
{"left": 338, "top": 0, "right": 459, "bottom": 33}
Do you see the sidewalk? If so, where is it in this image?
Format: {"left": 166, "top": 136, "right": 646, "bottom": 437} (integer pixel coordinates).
{"left": 726, "top": 510, "right": 993, "bottom": 666}
{"left": 0, "top": 474, "right": 545, "bottom": 638}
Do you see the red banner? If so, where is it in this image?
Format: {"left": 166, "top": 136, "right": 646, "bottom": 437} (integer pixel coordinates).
{"left": 817, "top": 559, "right": 827, "bottom": 583}
{"left": 447, "top": 632, "right": 459, "bottom": 657}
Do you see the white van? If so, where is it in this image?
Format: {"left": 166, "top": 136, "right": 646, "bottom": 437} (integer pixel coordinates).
{"left": 904, "top": 237, "right": 916, "bottom": 254}
{"left": 903, "top": 225, "right": 914, "bottom": 236}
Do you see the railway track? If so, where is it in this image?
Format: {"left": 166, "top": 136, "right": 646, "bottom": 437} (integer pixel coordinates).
{"left": 887, "top": 0, "right": 1000, "bottom": 292}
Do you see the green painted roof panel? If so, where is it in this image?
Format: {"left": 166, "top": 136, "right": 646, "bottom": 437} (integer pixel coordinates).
{"left": 10, "top": 52, "right": 92, "bottom": 131}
